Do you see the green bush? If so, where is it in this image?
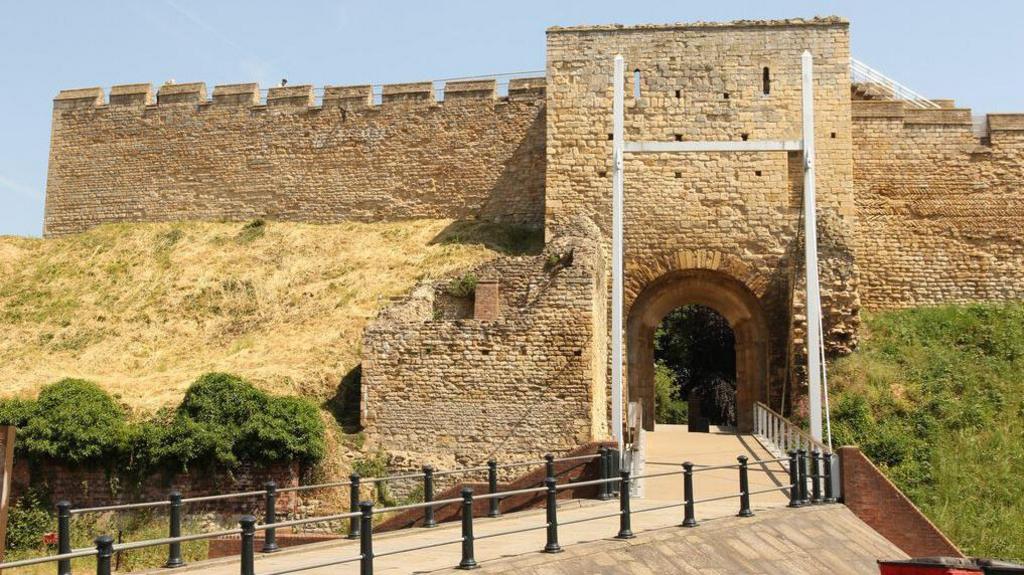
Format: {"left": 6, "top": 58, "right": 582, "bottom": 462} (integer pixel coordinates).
{"left": 654, "top": 363, "right": 687, "bottom": 424}
{"left": 0, "top": 373, "right": 325, "bottom": 473}
{"left": 20, "top": 379, "right": 128, "bottom": 463}
{"left": 0, "top": 397, "right": 35, "bottom": 427}
{"left": 352, "top": 452, "right": 396, "bottom": 506}
{"left": 235, "top": 219, "right": 265, "bottom": 243}
{"left": 445, "top": 273, "right": 478, "bottom": 298}
{"left": 5, "top": 492, "right": 51, "bottom": 551}
{"left": 163, "top": 373, "right": 325, "bottom": 469}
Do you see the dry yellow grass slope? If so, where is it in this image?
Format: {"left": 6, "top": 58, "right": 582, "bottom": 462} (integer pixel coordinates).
{"left": 0, "top": 219, "right": 521, "bottom": 411}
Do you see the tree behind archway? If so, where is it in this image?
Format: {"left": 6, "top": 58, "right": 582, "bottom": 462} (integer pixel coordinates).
{"left": 655, "top": 305, "right": 737, "bottom": 425}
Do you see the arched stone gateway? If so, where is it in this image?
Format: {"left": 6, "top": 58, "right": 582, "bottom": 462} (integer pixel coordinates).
{"left": 627, "top": 256, "right": 771, "bottom": 433}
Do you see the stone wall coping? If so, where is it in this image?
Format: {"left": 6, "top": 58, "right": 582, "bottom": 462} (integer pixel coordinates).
{"left": 851, "top": 100, "right": 905, "bottom": 119}
{"left": 54, "top": 78, "right": 545, "bottom": 112}
{"left": 547, "top": 16, "right": 848, "bottom": 33}
{"left": 988, "top": 113, "right": 1024, "bottom": 132}
{"left": 852, "top": 101, "right": 977, "bottom": 127}
{"left": 902, "top": 107, "right": 972, "bottom": 126}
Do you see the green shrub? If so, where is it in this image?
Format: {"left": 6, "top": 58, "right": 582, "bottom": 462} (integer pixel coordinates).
{"left": 0, "top": 397, "right": 35, "bottom": 427}
{"left": 20, "top": 379, "right": 127, "bottom": 463}
{"left": 236, "top": 220, "right": 265, "bottom": 243}
{"left": 654, "top": 363, "right": 687, "bottom": 424}
{"left": 445, "top": 273, "right": 478, "bottom": 298}
{"left": 238, "top": 395, "right": 325, "bottom": 463}
{"left": 352, "top": 452, "right": 395, "bottom": 506}
{"left": 0, "top": 373, "right": 325, "bottom": 473}
{"left": 5, "top": 492, "right": 51, "bottom": 551}
{"left": 164, "top": 373, "right": 325, "bottom": 469}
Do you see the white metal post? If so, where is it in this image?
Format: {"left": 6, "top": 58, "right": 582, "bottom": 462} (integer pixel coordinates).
{"left": 802, "top": 50, "right": 824, "bottom": 443}
{"left": 611, "top": 55, "right": 625, "bottom": 454}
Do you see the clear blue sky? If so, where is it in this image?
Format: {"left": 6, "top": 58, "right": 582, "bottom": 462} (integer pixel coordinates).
{"left": 1, "top": 0, "right": 1021, "bottom": 237}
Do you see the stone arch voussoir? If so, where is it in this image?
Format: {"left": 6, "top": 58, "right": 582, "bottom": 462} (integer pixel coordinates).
{"left": 624, "top": 249, "right": 770, "bottom": 313}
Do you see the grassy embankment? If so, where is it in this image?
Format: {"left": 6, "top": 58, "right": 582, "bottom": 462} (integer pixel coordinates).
{"left": 0, "top": 219, "right": 540, "bottom": 570}
{"left": 829, "top": 303, "right": 1024, "bottom": 560}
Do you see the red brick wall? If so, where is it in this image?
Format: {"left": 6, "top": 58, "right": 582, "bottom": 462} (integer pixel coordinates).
{"left": 10, "top": 457, "right": 301, "bottom": 514}
{"left": 839, "top": 446, "right": 962, "bottom": 557}
{"left": 208, "top": 532, "right": 344, "bottom": 559}
{"left": 375, "top": 441, "right": 615, "bottom": 532}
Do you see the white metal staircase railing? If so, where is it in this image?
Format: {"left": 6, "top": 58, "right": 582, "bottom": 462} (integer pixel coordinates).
{"left": 850, "top": 57, "right": 940, "bottom": 109}
{"left": 753, "top": 401, "right": 830, "bottom": 460}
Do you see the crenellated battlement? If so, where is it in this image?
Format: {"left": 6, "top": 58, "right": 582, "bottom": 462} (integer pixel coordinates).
{"left": 44, "top": 74, "right": 548, "bottom": 237}
{"left": 53, "top": 75, "right": 546, "bottom": 114}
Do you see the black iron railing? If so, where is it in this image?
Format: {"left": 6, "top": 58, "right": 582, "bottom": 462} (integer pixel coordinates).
{"left": 0, "top": 449, "right": 836, "bottom": 574}
{"left": 3, "top": 449, "right": 609, "bottom": 574}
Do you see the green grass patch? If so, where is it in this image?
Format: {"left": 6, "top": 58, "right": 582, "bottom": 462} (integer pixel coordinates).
{"left": 829, "top": 302, "right": 1024, "bottom": 560}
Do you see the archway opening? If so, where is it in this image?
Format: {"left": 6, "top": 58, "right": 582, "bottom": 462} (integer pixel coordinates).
{"left": 627, "top": 268, "right": 769, "bottom": 432}
{"left": 654, "top": 304, "right": 737, "bottom": 429}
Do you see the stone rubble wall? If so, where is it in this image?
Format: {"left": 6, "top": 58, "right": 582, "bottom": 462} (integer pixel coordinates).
{"left": 43, "top": 79, "right": 546, "bottom": 236}
{"left": 361, "top": 217, "right": 607, "bottom": 468}
{"left": 852, "top": 102, "right": 1024, "bottom": 309}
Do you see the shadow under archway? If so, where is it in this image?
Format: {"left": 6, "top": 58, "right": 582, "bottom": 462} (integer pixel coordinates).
{"left": 628, "top": 269, "right": 770, "bottom": 432}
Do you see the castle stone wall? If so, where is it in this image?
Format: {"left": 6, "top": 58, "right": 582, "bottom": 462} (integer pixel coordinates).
{"left": 544, "top": 18, "right": 858, "bottom": 423}
{"left": 361, "top": 218, "right": 607, "bottom": 468}
{"left": 37, "top": 16, "right": 1024, "bottom": 459}
{"left": 852, "top": 102, "right": 1024, "bottom": 308}
{"left": 43, "top": 80, "right": 546, "bottom": 236}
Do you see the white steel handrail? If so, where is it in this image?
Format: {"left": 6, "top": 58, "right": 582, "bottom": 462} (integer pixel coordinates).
{"left": 850, "top": 58, "right": 940, "bottom": 110}
{"left": 752, "top": 402, "right": 830, "bottom": 460}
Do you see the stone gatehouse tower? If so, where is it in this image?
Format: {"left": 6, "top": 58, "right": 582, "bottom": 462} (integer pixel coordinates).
{"left": 42, "top": 17, "right": 1024, "bottom": 466}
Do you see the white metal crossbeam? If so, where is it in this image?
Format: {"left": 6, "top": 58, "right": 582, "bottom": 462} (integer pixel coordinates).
{"left": 624, "top": 140, "right": 803, "bottom": 153}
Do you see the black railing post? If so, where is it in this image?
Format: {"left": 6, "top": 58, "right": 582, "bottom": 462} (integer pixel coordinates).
{"left": 165, "top": 491, "right": 184, "bottom": 568}
{"left": 95, "top": 535, "right": 114, "bottom": 575}
{"left": 811, "top": 450, "right": 823, "bottom": 504}
{"left": 348, "top": 473, "right": 361, "bottom": 539}
{"left": 487, "top": 459, "right": 500, "bottom": 518}
{"left": 359, "top": 501, "right": 374, "bottom": 575}
{"left": 737, "top": 456, "right": 753, "bottom": 518}
{"left": 615, "top": 471, "right": 634, "bottom": 539}
{"left": 239, "top": 515, "right": 255, "bottom": 575}
{"left": 543, "top": 477, "right": 562, "bottom": 553}
{"left": 597, "top": 447, "right": 611, "bottom": 501}
{"left": 458, "top": 487, "right": 477, "bottom": 569}
{"left": 610, "top": 450, "right": 621, "bottom": 495}
{"left": 544, "top": 453, "right": 555, "bottom": 481}
{"left": 422, "top": 465, "right": 437, "bottom": 528}
{"left": 787, "top": 450, "right": 801, "bottom": 508}
{"left": 823, "top": 451, "right": 837, "bottom": 503}
{"left": 57, "top": 501, "right": 72, "bottom": 575}
{"left": 262, "top": 481, "right": 279, "bottom": 553}
{"left": 682, "top": 462, "right": 697, "bottom": 527}
{"left": 797, "top": 449, "right": 809, "bottom": 505}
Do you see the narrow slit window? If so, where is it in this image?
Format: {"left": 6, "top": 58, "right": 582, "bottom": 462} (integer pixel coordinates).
{"left": 762, "top": 67, "right": 771, "bottom": 95}
{"left": 633, "top": 69, "right": 642, "bottom": 101}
